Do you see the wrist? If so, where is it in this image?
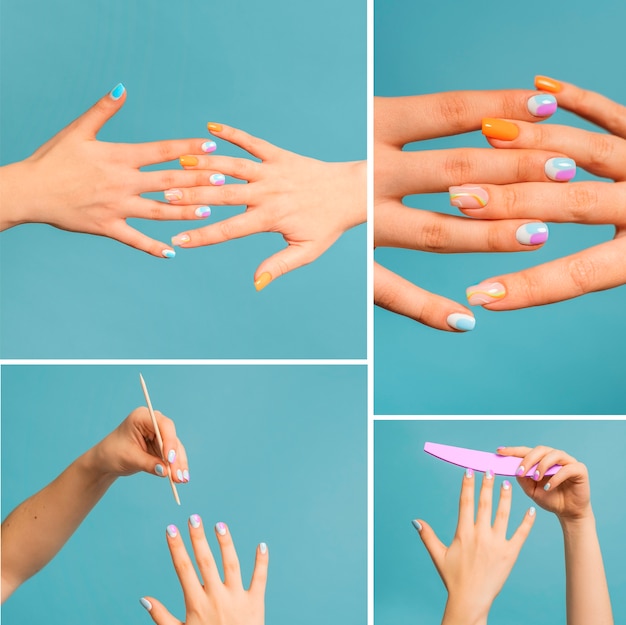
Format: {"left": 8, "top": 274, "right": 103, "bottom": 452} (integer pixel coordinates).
{"left": 559, "top": 505, "right": 595, "bottom": 532}
{"left": 336, "top": 160, "right": 366, "bottom": 230}
{"left": 442, "top": 596, "right": 489, "bottom": 625}
{"left": 0, "top": 161, "right": 36, "bottom": 229}
{"left": 78, "top": 445, "right": 118, "bottom": 488}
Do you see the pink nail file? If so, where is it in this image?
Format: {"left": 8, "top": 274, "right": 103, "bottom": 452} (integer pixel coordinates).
{"left": 424, "top": 442, "right": 561, "bottom": 477}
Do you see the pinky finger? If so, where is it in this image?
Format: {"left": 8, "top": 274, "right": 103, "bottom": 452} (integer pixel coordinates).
{"left": 509, "top": 506, "right": 537, "bottom": 554}
{"left": 138, "top": 597, "right": 182, "bottom": 625}
{"left": 253, "top": 243, "right": 321, "bottom": 292}
{"left": 112, "top": 223, "right": 177, "bottom": 259}
{"left": 208, "top": 122, "right": 279, "bottom": 161}
{"left": 249, "top": 542, "right": 269, "bottom": 597}
{"left": 171, "top": 212, "right": 265, "bottom": 249}
{"left": 543, "top": 462, "right": 588, "bottom": 492}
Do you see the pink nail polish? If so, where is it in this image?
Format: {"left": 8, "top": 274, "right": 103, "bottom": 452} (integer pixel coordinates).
{"left": 171, "top": 233, "right": 190, "bottom": 246}
{"left": 466, "top": 281, "right": 506, "bottom": 306}
{"left": 164, "top": 189, "right": 183, "bottom": 202}
{"left": 449, "top": 185, "right": 489, "bottom": 209}
{"left": 215, "top": 522, "right": 227, "bottom": 536}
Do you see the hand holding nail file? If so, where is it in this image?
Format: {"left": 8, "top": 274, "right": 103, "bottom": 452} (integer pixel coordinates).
{"left": 140, "top": 373, "right": 181, "bottom": 505}
{"left": 424, "top": 442, "right": 561, "bottom": 477}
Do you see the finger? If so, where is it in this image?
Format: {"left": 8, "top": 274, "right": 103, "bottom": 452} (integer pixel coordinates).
{"left": 253, "top": 243, "right": 322, "bottom": 292}
{"left": 495, "top": 446, "right": 533, "bottom": 458}
{"left": 139, "top": 169, "right": 226, "bottom": 194}
{"left": 155, "top": 412, "right": 187, "bottom": 484}
{"left": 543, "top": 462, "right": 588, "bottom": 493}
{"left": 161, "top": 183, "right": 251, "bottom": 207}
{"left": 412, "top": 519, "right": 447, "bottom": 574}
{"left": 110, "top": 222, "right": 176, "bottom": 259}
{"left": 375, "top": 90, "right": 558, "bottom": 146}
{"left": 131, "top": 198, "right": 213, "bottom": 223}
{"left": 138, "top": 596, "right": 182, "bottom": 625}
{"left": 171, "top": 211, "right": 265, "bottom": 248}
{"left": 207, "top": 122, "right": 279, "bottom": 161}
{"left": 214, "top": 522, "right": 243, "bottom": 589}
{"left": 512, "top": 446, "right": 555, "bottom": 481}
{"left": 483, "top": 118, "right": 626, "bottom": 181}
{"left": 178, "top": 154, "right": 262, "bottom": 182}
{"left": 249, "top": 542, "right": 269, "bottom": 597}
{"left": 73, "top": 83, "right": 127, "bottom": 138}
{"left": 451, "top": 181, "right": 626, "bottom": 225}
{"left": 466, "top": 237, "right": 626, "bottom": 310}
{"left": 475, "top": 470, "right": 495, "bottom": 528}
{"left": 508, "top": 506, "right": 537, "bottom": 555}
{"left": 535, "top": 76, "right": 626, "bottom": 139}
{"left": 493, "top": 480, "right": 513, "bottom": 536}
{"left": 187, "top": 514, "right": 222, "bottom": 589}
{"left": 533, "top": 449, "right": 577, "bottom": 483}
{"left": 455, "top": 469, "right": 476, "bottom": 537}
{"left": 374, "top": 262, "right": 476, "bottom": 332}
{"left": 165, "top": 524, "right": 205, "bottom": 608}
{"left": 129, "top": 138, "right": 218, "bottom": 168}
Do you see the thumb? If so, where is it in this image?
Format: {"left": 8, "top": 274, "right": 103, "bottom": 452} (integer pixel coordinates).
{"left": 138, "top": 597, "right": 181, "bottom": 625}
{"left": 253, "top": 243, "right": 317, "bottom": 292}
{"left": 75, "top": 82, "right": 127, "bottom": 138}
{"left": 412, "top": 519, "right": 447, "bottom": 573}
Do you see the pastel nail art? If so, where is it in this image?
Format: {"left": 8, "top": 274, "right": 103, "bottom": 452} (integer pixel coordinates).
{"left": 155, "top": 464, "right": 165, "bottom": 476}
{"left": 216, "top": 522, "right": 227, "bottom": 536}
{"left": 465, "top": 468, "right": 474, "bottom": 479}
{"left": 183, "top": 469, "right": 190, "bottom": 482}
{"left": 190, "top": 514, "right": 201, "bottom": 529}
{"left": 195, "top": 206, "right": 211, "bottom": 218}
{"left": 446, "top": 313, "right": 476, "bottom": 332}
{"left": 545, "top": 157, "right": 576, "bottom": 181}
{"left": 449, "top": 185, "right": 489, "bottom": 209}
{"left": 544, "top": 482, "right": 551, "bottom": 491}
{"left": 176, "top": 468, "right": 183, "bottom": 481}
{"left": 167, "top": 449, "right": 176, "bottom": 463}
{"left": 466, "top": 281, "right": 506, "bottom": 306}
{"left": 411, "top": 519, "right": 423, "bottom": 532}
{"left": 201, "top": 140, "right": 217, "bottom": 153}
{"left": 529, "top": 506, "right": 537, "bottom": 517}
{"left": 139, "top": 597, "right": 152, "bottom": 612}
{"left": 260, "top": 542, "right": 268, "bottom": 554}
{"left": 172, "top": 233, "right": 190, "bottom": 246}
{"left": 255, "top": 272, "right": 272, "bottom": 292}
{"left": 516, "top": 465, "right": 526, "bottom": 477}
{"left": 180, "top": 155, "right": 199, "bottom": 167}
{"left": 496, "top": 446, "right": 506, "bottom": 453}
{"left": 109, "top": 83, "right": 125, "bottom": 100}
{"left": 164, "top": 189, "right": 183, "bottom": 202}
{"left": 486, "top": 469, "right": 494, "bottom": 480}
{"left": 162, "top": 249, "right": 176, "bottom": 259}
{"left": 535, "top": 75, "right": 563, "bottom": 93}
{"left": 516, "top": 222, "right": 549, "bottom": 246}
{"left": 482, "top": 118, "right": 520, "bottom": 141}
{"left": 533, "top": 470, "right": 541, "bottom": 481}
{"left": 527, "top": 94, "right": 558, "bottom": 117}
{"left": 503, "top": 480, "right": 511, "bottom": 490}
{"left": 209, "top": 173, "right": 226, "bottom": 186}
{"left": 207, "top": 122, "right": 223, "bottom": 132}
{"left": 166, "top": 524, "right": 178, "bottom": 538}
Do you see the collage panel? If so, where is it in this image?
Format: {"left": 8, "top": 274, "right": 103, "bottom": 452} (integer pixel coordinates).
{"left": 1, "top": 364, "right": 366, "bottom": 624}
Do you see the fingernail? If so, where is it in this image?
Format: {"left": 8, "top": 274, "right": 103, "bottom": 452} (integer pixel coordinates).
{"left": 255, "top": 272, "right": 272, "bottom": 292}
{"left": 139, "top": 597, "right": 152, "bottom": 612}
{"left": 466, "top": 281, "right": 506, "bottom": 306}
{"left": 176, "top": 468, "right": 183, "bottom": 481}
{"left": 529, "top": 506, "right": 537, "bottom": 517}
{"left": 215, "top": 522, "right": 227, "bottom": 536}
{"left": 195, "top": 206, "right": 211, "bottom": 218}
{"left": 516, "top": 222, "right": 549, "bottom": 246}
{"left": 109, "top": 83, "right": 125, "bottom": 100}
{"left": 260, "top": 542, "right": 268, "bottom": 554}
{"left": 446, "top": 313, "right": 475, "bottom": 332}
{"left": 167, "top": 449, "right": 176, "bottom": 463}
{"left": 527, "top": 94, "right": 558, "bottom": 117}
{"left": 516, "top": 465, "right": 526, "bottom": 477}
{"left": 503, "top": 480, "right": 511, "bottom": 490}
{"left": 533, "top": 470, "right": 541, "bottom": 481}
{"left": 535, "top": 75, "right": 563, "bottom": 93}
{"left": 209, "top": 173, "right": 225, "bottom": 186}
{"left": 166, "top": 524, "right": 178, "bottom": 538}
{"left": 486, "top": 469, "right": 494, "bottom": 480}
{"left": 482, "top": 118, "right": 520, "bottom": 141}
{"left": 164, "top": 189, "right": 183, "bottom": 202}
{"left": 449, "top": 185, "right": 489, "bottom": 209}
{"left": 183, "top": 469, "right": 190, "bottom": 482}
{"left": 545, "top": 157, "right": 576, "bottom": 181}
{"left": 207, "top": 122, "right": 223, "bottom": 132}
{"left": 172, "top": 233, "right": 190, "bottom": 246}
{"left": 544, "top": 482, "right": 551, "bottom": 491}
{"left": 189, "top": 514, "right": 201, "bottom": 528}
{"left": 162, "top": 249, "right": 176, "bottom": 259}
{"left": 180, "top": 155, "right": 199, "bottom": 167}
{"left": 155, "top": 463, "right": 165, "bottom": 476}
{"left": 411, "top": 519, "right": 423, "bottom": 532}
{"left": 465, "top": 468, "right": 474, "bottom": 479}
{"left": 201, "top": 140, "right": 217, "bottom": 153}
{"left": 496, "top": 446, "right": 506, "bottom": 453}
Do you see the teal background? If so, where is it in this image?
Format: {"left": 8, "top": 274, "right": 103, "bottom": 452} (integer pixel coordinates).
{"left": 1, "top": 365, "right": 366, "bottom": 624}
{"left": 0, "top": 0, "right": 366, "bottom": 358}
{"left": 374, "top": 420, "right": 626, "bottom": 624}
{"left": 374, "top": 0, "right": 626, "bottom": 413}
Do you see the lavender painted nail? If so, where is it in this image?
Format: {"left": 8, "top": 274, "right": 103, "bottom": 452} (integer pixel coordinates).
{"left": 545, "top": 157, "right": 576, "bottom": 182}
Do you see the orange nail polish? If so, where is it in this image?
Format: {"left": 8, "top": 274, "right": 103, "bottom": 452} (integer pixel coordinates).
{"left": 179, "top": 155, "right": 199, "bottom": 167}
{"left": 534, "top": 75, "right": 563, "bottom": 93}
{"left": 254, "top": 272, "right": 272, "bottom": 292}
{"left": 482, "top": 118, "right": 520, "bottom": 141}
{"left": 207, "top": 122, "right": 223, "bottom": 133}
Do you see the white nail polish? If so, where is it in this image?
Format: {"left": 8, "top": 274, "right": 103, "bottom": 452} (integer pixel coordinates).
{"left": 260, "top": 542, "right": 268, "bottom": 554}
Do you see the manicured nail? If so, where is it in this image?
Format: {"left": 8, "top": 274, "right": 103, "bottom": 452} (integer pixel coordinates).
{"left": 209, "top": 173, "right": 225, "bottom": 186}
{"left": 155, "top": 463, "right": 165, "bottom": 476}
{"left": 496, "top": 446, "right": 506, "bottom": 453}
{"left": 486, "top": 469, "right": 494, "bottom": 480}
{"left": 189, "top": 514, "right": 201, "bottom": 529}
{"left": 180, "top": 155, "right": 199, "bottom": 167}
{"left": 482, "top": 118, "right": 520, "bottom": 141}
{"left": 465, "top": 468, "right": 474, "bottom": 479}
{"left": 201, "top": 140, "right": 217, "bottom": 153}
{"left": 166, "top": 524, "right": 178, "bottom": 538}
{"left": 207, "top": 122, "right": 223, "bottom": 133}
{"left": 162, "top": 249, "right": 176, "bottom": 259}
{"left": 260, "top": 542, "right": 268, "bottom": 554}
{"left": 164, "top": 189, "right": 183, "bottom": 202}
{"left": 503, "top": 480, "right": 511, "bottom": 490}
{"left": 533, "top": 470, "right": 541, "bottom": 481}
{"left": 167, "top": 449, "right": 176, "bottom": 463}
{"left": 183, "top": 469, "right": 190, "bottom": 482}
{"left": 535, "top": 75, "right": 563, "bottom": 93}
{"left": 446, "top": 313, "right": 475, "bottom": 332}
{"left": 516, "top": 465, "right": 525, "bottom": 477}
{"left": 195, "top": 206, "right": 211, "bottom": 218}
{"left": 544, "top": 482, "right": 551, "bottom": 491}
{"left": 545, "top": 157, "right": 576, "bottom": 181}
{"left": 516, "top": 222, "right": 549, "bottom": 246}
{"left": 529, "top": 506, "right": 537, "bottom": 517}
{"left": 176, "top": 468, "right": 183, "bottom": 481}
{"left": 139, "top": 597, "right": 152, "bottom": 612}
{"left": 172, "top": 233, "right": 190, "bottom": 246}
{"left": 215, "top": 522, "right": 227, "bottom": 536}
{"left": 527, "top": 94, "right": 558, "bottom": 117}
{"left": 411, "top": 519, "right": 423, "bottom": 532}
{"left": 255, "top": 272, "right": 272, "bottom": 292}
{"left": 109, "top": 83, "right": 125, "bottom": 100}
{"left": 449, "top": 185, "right": 489, "bottom": 209}
{"left": 466, "top": 281, "right": 506, "bottom": 306}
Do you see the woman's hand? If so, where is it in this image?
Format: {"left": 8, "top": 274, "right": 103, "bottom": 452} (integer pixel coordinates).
{"left": 167, "top": 123, "right": 365, "bottom": 291}
{"left": 374, "top": 90, "right": 561, "bottom": 331}
{"left": 88, "top": 407, "right": 190, "bottom": 484}
{"left": 140, "top": 517, "right": 267, "bottom": 625}
{"left": 414, "top": 470, "right": 535, "bottom": 625}
{"left": 457, "top": 77, "right": 626, "bottom": 309}
{"left": 0, "top": 84, "right": 213, "bottom": 258}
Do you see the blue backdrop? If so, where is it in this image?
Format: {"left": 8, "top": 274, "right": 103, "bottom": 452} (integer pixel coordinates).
{"left": 374, "top": 0, "right": 626, "bottom": 413}
{"left": 374, "top": 419, "right": 626, "bottom": 624}
{"left": 0, "top": 0, "right": 366, "bottom": 358}
{"left": 1, "top": 365, "right": 366, "bottom": 625}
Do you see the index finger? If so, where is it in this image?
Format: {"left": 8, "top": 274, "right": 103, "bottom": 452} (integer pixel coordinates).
{"left": 455, "top": 469, "right": 476, "bottom": 537}
{"left": 128, "top": 138, "right": 213, "bottom": 167}
{"left": 165, "top": 524, "right": 205, "bottom": 608}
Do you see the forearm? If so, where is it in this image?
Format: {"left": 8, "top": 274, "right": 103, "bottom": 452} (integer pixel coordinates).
{"left": 335, "top": 160, "right": 366, "bottom": 230}
{"left": 441, "top": 597, "right": 488, "bottom": 625}
{"left": 0, "top": 161, "right": 37, "bottom": 230}
{"left": 1, "top": 447, "right": 116, "bottom": 601}
{"left": 560, "top": 509, "right": 613, "bottom": 625}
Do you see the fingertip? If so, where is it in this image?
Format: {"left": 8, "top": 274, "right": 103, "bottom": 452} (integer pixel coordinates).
{"left": 254, "top": 272, "right": 273, "bottom": 292}
{"left": 411, "top": 519, "right": 423, "bottom": 533}
{"left": 534, "top": 75, "right": 563, "bottom": 94}
{"left": 161, "top": 249, "right": 176, "bottom": 259}
{"left": 166, "top": 524, "right": 179, "bottom": 539}
{"left": 259, "top": 542, "right": 268, "bottom": 556}
{"left": 171, "top": 233, "right": 191, "bottom": 247}
{"left": 189, "top": 513, "right": 202, "bottom": 529}
{"left": 515, "top": 222, "right": 549, "bottom": 247}
{"left": 109, "top": 82, "right": 126, "bottom": 101}
{"left": 139, "top": 597, "right": 153, "bottom": 612}
{"left": 207, "top": 122, "right": 224, "bottom": 134}
{"left": 215, "top": 521, "right": 228, "bottom": 537}
{"left": 446, "top": 312, "right": 476, "bottom": 332}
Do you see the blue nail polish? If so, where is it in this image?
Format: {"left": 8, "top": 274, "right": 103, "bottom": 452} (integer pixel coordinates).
{"left": 502, "top": 480, "right": 511, "bottom": 490}
{"left": 465, "top": 468, "right": 474, "bottom": 479}
{"left": 195, "top": 206, "right": 211, "bottom": 218}
{"left": 545, "top": 157, "right": 576, "bottom": 182}
{"left": 162, "top": 249, "right": 176, "bottom": 259}
{"left": 176, "top": 468, "right": 183, "bottom": 481}
{"left": 201, "top": 140, "right": 217, "bottom": 153}
{"left": 527, "top": 94, "right": 557, "bottom": 117}
{"left": 110, "top": 83, "right": 125, "bottom": 100}
{"left": 166, "top": 524, "right": 178, "bottom": 538}
{"left": 167, "top": 449, "right": 176, "bottom": 463}
{"left": 446, "top": 313, "right": 476, "bottom": 332}
{"left": 155, "top": 464, "right": 165, "bottom": 476}
{"left": 529, "top": 506, "right": 537, "bottom": 517}
{"left": 486, "top": 469, "right": 494, "bottom": 479}
{"left": 183, "top": 469, "right": 190, "bottom": 482}
{"left": 139, "top": 597, "right": 152, "bottom": 612}
{"left": 516, "top": 222, "right": 549, "bottom": 246}
{"left": 260, "top": 542, "right": 268, "bottom": 554}
{"left": 209, "top": 173, "right": 226, "bottom": 186}
{"left": 544, "top": 482, "right": 551, "bottom": 491}
{"left": 411, "top": 519, "right": 423, "bottom": 532}
{"left": 189, "top": 514, "right": 201, "bottom": 528}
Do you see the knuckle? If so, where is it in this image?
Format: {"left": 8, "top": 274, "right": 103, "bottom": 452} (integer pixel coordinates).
{"left": 159, "top": 172, "right": 177, "bottom": 188}
{"left": 587, "top": 134, "right": 616, "bottom": 170}
{"left": 500, "top": 185, "right": 521, "bottom": 218}
{"left": 443, "top": 151, "right": 475, "bottom": 183}
{"left": 437, "top": 97, "right": 473, "bottom": 132}
{"left": 486, "top": 223, "right": 506, "bottom": 251}
{"left": 516, "top": 152, "right": 538, "bottom": 181}
{"left": 566, "top": 256, "right": 597, "bottom": 295}
{"left": 220, "top": 184, "right": 243, "bottom": 205}
{"left": 419, "top": 220, "right": 451, "bottom": 252}
{"left": 218, "top": 219, "right": 235, "bottom": 240}
{"left": 566, "top": 185, "right": 598, "bottom": 221}
{"left": 230, "top": 158, "right": 252, "bottom": 179}
{"left": 157, "top": 142, "right": 176, "bottom": 162}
